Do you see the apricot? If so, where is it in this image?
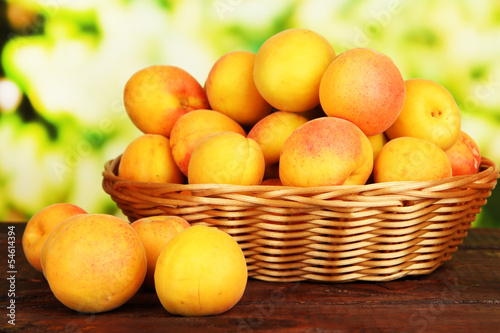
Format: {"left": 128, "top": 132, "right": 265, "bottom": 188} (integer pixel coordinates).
{"left": 170, "top": 109, "right": 246, "bottom": 176}
{"left": 118, "top": 134, "right": 184, "bottom": 184}
{"left": 253, "top": 28, "right": 335, "bottom": 112}
{"left": 368, "top": 133, "right": 389, "bottom": 161}
{"left": 385, "top": 79, "right": 461, "bottom": 151}
{"left": 188, "top": 132, "right": 265, "bottom": 185}
{"left": 123, "top": 65, "right": 209, "bottom": 137}
{"left": 319, "top": 48, "right": 405, "bottom": 136}
{"left": 279, "top": 117, "right": 373, "bottom": 186}
{"left": 247, "top": 111, "right": 308, "bottom": 166}
{"left": 44, "top": 214, "right": 147, "bottom": 313}
{"left": 22, "top": 203, "right": 87, "bottom": 272}
{"left": 445, "top": 130, "right": 481, "bottom": 176}
{"left": 131, "top": 215, "right": 190, "bottom": 288}
{"left": 205, "top": 51, "right": 272, "bottom": 126}
{"left": 40, "top": 213, "right": 87, "bottom": 274}
{"left": 155, "top": 225, "right": 247, "bottom": 316}
{"left": 373, "top": 137, "right": 452, "bottom": 182}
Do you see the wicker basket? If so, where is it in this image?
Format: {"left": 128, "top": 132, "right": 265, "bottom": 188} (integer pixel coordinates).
{"left": 102, "top": 156, "right": 499, "bottom": 283}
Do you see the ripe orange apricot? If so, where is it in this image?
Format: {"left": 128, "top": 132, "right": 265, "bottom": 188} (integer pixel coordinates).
{"left": 254, "top": 28, "right": 335, "bottom": 112}
{"left": 131, "top": 215, "right": 190, "bottom": 288}
{"left": 170, "top": 109, "right": 246, "bottom": 176}
{"left": 155, "top": 225, "right": 247, "bottom": 316}
{"left": 319, "top": 48, "right": 405, "bottom": 136}
{"left": 123, "top": 65, "right": 209, "bottom": 137}
{"left": 188, "top": 132, "right": 265, "bottom": 185}
{"left": 205, "top": 51, "right": 272, "bottom": 126}
{"left": 44, "top": 214, "right": 147, "bottom": 313}
{"left": 118, "top": 134, "right": 184, "bottom": 184}
{"left": 22, "top": 203, "right": 87, "bottom": 272}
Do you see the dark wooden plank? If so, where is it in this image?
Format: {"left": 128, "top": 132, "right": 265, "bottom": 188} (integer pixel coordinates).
{"left": 1, "top": 223, "right": 499, "bottom": 332}
{"left": 461, "top": 227, "right": 500, "bottom": 249}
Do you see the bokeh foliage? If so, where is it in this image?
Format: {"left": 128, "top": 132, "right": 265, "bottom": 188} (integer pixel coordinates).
{"left": 1, "top": 0, "right": 499, "bottom": 226}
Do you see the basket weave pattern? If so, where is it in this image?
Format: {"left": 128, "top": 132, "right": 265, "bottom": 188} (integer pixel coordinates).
{"left": 102, "top": 156, "right": 499, "bottom": 282}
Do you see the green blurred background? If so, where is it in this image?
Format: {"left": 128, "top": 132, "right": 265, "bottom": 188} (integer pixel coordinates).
{"left": 0, "top": 0, "right": 499, "bottom": 226}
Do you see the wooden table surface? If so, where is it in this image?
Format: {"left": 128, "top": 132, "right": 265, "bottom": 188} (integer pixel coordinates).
{"left": 1, "top": 222, "right": 499, "bottom": 333}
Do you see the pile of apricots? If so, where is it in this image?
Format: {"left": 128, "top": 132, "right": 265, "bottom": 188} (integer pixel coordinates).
{"left": 120, "top": 28, "right": 481, "bottom": 188}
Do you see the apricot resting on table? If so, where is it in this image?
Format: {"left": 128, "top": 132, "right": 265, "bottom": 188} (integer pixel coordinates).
{"left": 155, "top": 225, "right": 248, "bottom": 316}
{"left": 40, "top": 213, "right": 87, "bottom": 274}
{"left": 44, "top": 214, "right": 147, "bottom": 313}
{"left": 22, "top": 203, "right": 87, "bottom": 272}
{"left": 131, "top": 215, "right": 190, "bottom": 289}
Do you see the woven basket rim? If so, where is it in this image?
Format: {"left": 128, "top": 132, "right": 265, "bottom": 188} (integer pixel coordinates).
{"left": 102, "top": 154, "right": 499, "bottom": 194}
